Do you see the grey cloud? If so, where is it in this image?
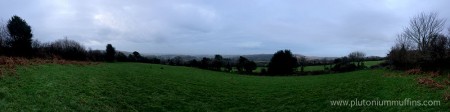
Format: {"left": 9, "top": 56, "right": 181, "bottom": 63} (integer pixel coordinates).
{"left": 1, "top": 0, "right": 450, "bottom": 56}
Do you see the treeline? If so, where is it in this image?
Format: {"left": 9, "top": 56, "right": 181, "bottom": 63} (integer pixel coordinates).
{"left": 298, "top": 56, "right": 383, "bottom": 67}
{"left": 299, "top": 51, "right": 378, "bottom": 75}
{"left": 387, "top": 12, "right": 450, "bottom": 72}
{"left": 164, "top": 51, "right": 294, "bottom": 75}
{"left": 0, "top": 15, "right": 161, "bottom": 64}
{"left": 162, "top": 55, "right": 258, "bottom": 74}
{"left": 161, "top": 49, "right": 379, "bottom": 76}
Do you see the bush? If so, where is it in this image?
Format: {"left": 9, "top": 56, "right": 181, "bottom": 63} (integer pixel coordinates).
{"left": 260, "top": 68, "right": 267, "bottom": 75}
{"left": 332, "top": 63, "right": 357, "bottom": 72}
{"left": 87, "top": 50, "right": 105, "bottom": 61}
{"left": 405, "top": 68, "right": 421, "bottom": 75}
{"left": 116, "top": 52, "right": 128, "bottom": 62}
{"left": 267, "top": 50, "right": 297, "bottom": 75}
{"left": 244, "top": 61, "right": 257, "bottom": 73}
{"left": 42, "top": 38, "right": 87, "bottom": 61}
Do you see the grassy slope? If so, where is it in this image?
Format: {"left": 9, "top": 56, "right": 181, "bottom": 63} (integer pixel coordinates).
{"left": 0, "top": 62, "right": 446, "bottom": 111}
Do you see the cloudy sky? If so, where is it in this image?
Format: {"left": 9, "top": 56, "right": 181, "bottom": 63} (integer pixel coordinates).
{"left": 0, "top": 0, "right": 449, "bottom": 57}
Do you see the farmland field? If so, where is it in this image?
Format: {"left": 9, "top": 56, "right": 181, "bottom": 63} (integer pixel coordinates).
{"left": 301, "top": 60, "right": 385, "bottom": 71}
{"left": 254, "top": 60, "right": 385, "bottom": 72}
{"left": 0, "top": 62, "right": 447, "bottom": 111}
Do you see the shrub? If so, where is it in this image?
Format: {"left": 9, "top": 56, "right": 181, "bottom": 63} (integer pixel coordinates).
{"left": 116, "top": 52, "right": 128, "bottom": 62}
{"left": 331, "top": 62, "right": 357, "bottom": 72}
{"left": 87, "top": 50, "right": 105, "bottom": 61}
{"left": 243, "top": 61, "right": 257, "bottom": 73}
{"left": 417, "top": 77, "right": 444, "bottom": 89}
{"left": 260, "top": 68, "right": 267, "bottom": 75}
{"left": 427, "top": 71, "right": 439, "bottom": 78}
{"left": 267, "top": 50, "right": 298, "bottom": 75}
{"left": 43, "top": 38, "right": 87, "bottom": 61}
{"left": 405, "top": 68, "right": 421, "bottom": 75}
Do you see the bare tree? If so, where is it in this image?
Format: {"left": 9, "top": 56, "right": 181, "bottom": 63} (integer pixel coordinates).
{"left": 403, "top": 12, "right": 446, "bottom": 51}
{"left": 298, "top": 56, "right": 306, "bottom": 72}
{"left": 357, "top": 52, "right": 366, "bottom": 67}
{"left": 396, "top": 34, "right": 415, "bottom": 50}
{"left": 348, "top": 52, "right": 357, "bottom": 62}
{"left": 348, "top": 51, "right": 365, "bottom": 67}
{"left": 0, "top": 21, "right": 11, "bottom": 49}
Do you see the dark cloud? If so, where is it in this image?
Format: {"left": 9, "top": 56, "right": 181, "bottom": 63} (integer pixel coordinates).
{"left": 1, "top": 0, "right": 450, "bottom": 56}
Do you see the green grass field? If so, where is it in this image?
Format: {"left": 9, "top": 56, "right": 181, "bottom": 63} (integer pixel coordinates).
{"left": 0, "top": 62, "right": 447, "bottom": 111}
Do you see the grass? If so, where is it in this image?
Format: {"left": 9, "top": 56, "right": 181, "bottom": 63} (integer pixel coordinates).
{"left": 301, "top": 60, "right": 385, "bottom": 72}
{"left": 364, "top": 60, "right": 385, "bottom": 67}
{"left": 0, "top": 62, "right": 447, "bottom": 111}
{"left": 303, "top": 65, "right": 330, "bottom": 71}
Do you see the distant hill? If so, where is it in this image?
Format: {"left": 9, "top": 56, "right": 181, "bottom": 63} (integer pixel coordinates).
{"left": 140, "top": 53, "right": 337, "bottom": 63}
{"left": 109, "top": 50, "right": 341, "bottom": 62}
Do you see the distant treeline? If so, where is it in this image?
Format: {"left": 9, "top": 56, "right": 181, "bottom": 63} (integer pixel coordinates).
{"left": 0, "top": 15, "right": 161, "bottom": 63}
{"left": 160, "top": 50, "right": 384, "bottom": 76}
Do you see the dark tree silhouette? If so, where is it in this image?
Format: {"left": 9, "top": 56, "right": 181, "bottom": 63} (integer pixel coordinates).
{"left": 172, "top": 56, "right": 183, "bottom": 66}
{"left": 128, "top": 51, "right": 142, "bottom": 62}
{"left": 225, "top": 62, "right": 232, "bottom": 72}
{"left": 426, "top": 34, "right": 449, "bottom": 70}
{"left": 212, "top": 54, "right": 223, "bottom": 70}
{"left": 105, "top": 44, "right": 116, "bottom": 62}
{"left": 200, "top": 57, "right": 211, "bottom": 69}
{"left": 133, "top": 51, "right": 141, "bottom": 57}
{"left": 187, "top": 59, "right": 199, "bottom": 67}
{"left": 87, "top": 49, "right": 105, "bottom": 61}
{"left": 243, "top": 60, "right": 257, "bottom": 73}
{"left": 268, "top": 50, "right": 298, "bottom": 75}
{"left": 7, "top": 15, "right": 33, "bottom": 57}
{"left": 116, "top": 52, "right": 128, "bottom": 62}
{"left": 236, "top": 56, "right": 257, "bottom": 73}
{"left": 236, "top": 56, "right": 248, "bottom": 72}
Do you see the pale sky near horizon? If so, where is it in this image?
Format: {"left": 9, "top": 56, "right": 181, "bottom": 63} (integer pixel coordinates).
{"left": 0, "top": 0, "right": 449, "bottom": 57}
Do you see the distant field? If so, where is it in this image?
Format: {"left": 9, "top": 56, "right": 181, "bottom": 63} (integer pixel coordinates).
{"left": 255, "top": 60, "right": 385, "bottom": 72}
{"left": 0, "top": 62, "right": 446, "bottom": 111}
{"left": 302, "top": 60, "right": 385, "bottom": 71}
{"left": 364, "top": 60, "right": 385, "bottom": 67}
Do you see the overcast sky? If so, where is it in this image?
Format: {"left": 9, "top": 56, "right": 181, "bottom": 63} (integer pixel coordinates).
{"left": 1, "top": 0, "right": 449, "bottom": 57}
